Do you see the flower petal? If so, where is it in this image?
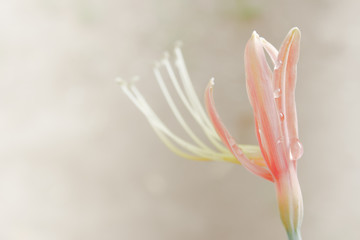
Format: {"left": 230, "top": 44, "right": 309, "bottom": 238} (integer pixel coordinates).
{"left": 245, "top": 31, "right": 288, "bottom": 176}
{"left": 273, "top": 27, "right": 303, "bottom": 161}
{"left": 204, "top": 79, "right": 274, "bottom": 182}
{"left": 260, "top": 37, "right": 279, "bottom": 65}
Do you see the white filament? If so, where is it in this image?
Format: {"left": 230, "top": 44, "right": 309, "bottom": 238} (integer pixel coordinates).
{"left": 117, "top": 46, "right": 234, "bottom": 161}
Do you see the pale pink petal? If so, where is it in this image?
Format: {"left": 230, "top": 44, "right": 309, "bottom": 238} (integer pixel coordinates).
{"left": 204, "top": 79, "right": 274, "bottom": 182}
{"left": 273, "top": 27, "right": 303, "bottom": 161}
{"left": 245, "top": 32, "right": 288, "bottom": 176}
{"left": 260, "top": 37, "right": 279, "bottom": 65}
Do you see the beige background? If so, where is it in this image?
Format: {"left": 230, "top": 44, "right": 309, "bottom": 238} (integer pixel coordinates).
{"left": 0, "top": 0, "right": 359, "bottom": 239}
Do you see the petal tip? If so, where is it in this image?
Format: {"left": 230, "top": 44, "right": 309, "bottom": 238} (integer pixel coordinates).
{"left": 289, "top": 27, "right": 301, "bottom": 38}
{"left": 251, "top": 30, "right": 259, "bottom": 40}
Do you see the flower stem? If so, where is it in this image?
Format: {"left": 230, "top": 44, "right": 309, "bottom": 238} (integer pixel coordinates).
{"left": 287, "top": 230, "right": 302, "bottom": 240}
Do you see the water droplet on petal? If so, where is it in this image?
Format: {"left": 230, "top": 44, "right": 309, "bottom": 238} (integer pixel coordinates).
{"left": 290, "top": 139, "right": 304, "bottom": 161}
{"left": 273, "top": 89, "right": 281, "bottom": 98}
{"left": 228, "top": 137, "right": 238, "bottom": 149}
{"left": 274, "top": 60, "right": 282, "bottom": 70}
{"left": 279, "top": 112, "right": 284, "bottom": 121}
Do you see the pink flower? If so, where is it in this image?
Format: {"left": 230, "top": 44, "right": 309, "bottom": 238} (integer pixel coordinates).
{"left": 205, "top": 28, "right": 303, "bottom": 239}
{"left": 119, "top": 28, "right": 304, "bottom": 240}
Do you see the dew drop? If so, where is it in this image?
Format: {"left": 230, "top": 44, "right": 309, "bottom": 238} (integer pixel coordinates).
{"left": 289, "top": 139, "right": 304, "bottom": 161}
{"left": 274, "top": 60, "right": 282, "bottom": 70}
{"left": 228, "top": 138, "right": 238, "bottom": 150}
{"left": 273, "top": 88, "right": 281, "bottom": 98}
{"left": 279, "top": 112, "right": 284, "bottom": 121}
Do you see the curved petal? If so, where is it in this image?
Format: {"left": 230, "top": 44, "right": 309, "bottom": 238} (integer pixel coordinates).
{"left": 204, "top": 79, "right": 274, "bottom": 182}
{"left": 245, "top": 31, "right": 288, "bottom": 175}
{"left": 273, "top": 27, "right": 303, "bottom": 161}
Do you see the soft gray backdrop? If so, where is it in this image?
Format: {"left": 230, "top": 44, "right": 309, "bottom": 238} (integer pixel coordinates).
{"left": 0, "top": 0, "right": 359, "bottom": 239}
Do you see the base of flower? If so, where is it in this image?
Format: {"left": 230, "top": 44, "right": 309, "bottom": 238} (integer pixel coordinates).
{"left": 275, "top": 166, "right": 304, "bottom": 240}
{"left": 287, "top": 230, "right": 302, "bottom": 240}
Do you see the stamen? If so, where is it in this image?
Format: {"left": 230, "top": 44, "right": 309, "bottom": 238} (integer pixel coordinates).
{"left": 126, "top": 81, "right": 234, "bottom": 161}
{"left": 153, "top": 66, "right": 211, "bottom": 151}
{"left": 115, "top": 77, "right": 126, "bottom": 85}
{"left": 174, "top": 47, "right": 224, "bottom": 143}
{"left": 174, "top": 47, "right": 215, "bottom": 131}
{"left": 161, "top": 55, "right": 227, "bottom": 153}
{"left": 118, "top": 46, "right": 266, "bottom": 166}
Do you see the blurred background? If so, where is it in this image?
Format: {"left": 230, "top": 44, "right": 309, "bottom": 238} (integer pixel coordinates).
{"left": 0, "top": 0, "right": 359, "bottom": 239}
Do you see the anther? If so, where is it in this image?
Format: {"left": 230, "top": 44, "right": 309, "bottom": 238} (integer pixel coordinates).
{"left": 115, "top": 77, "right": 127, "bottom": 86}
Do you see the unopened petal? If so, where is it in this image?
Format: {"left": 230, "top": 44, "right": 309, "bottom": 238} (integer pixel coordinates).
{"left": 245, "top": 31, "right": 288, "bottom": 175}
{"left": 273, "top": 27, "right": 303, "bottom": 161}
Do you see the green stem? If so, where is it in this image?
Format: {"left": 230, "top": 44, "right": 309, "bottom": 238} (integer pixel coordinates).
{"left": 287, "top": 230, "right": 302, "bottom": 240}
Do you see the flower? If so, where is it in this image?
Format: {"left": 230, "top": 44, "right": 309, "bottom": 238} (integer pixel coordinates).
{"left": 118, "top": 28, "right": 304, "bottom": 240}
{"left": 205, "top": 28, "right": 303, "bottom": 239}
